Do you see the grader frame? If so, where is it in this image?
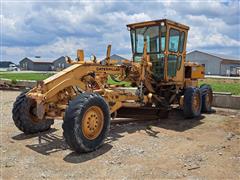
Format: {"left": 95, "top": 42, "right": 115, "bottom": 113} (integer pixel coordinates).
{"left": 12, "top": 19, "right": 213, "bottom": 153}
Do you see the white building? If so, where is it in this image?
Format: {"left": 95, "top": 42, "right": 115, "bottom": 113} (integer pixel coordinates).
{"left": 186, "top": 50, "right": 240, "bottom": 76}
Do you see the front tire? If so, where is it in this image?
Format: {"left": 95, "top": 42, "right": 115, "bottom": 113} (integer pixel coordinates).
{"left": 183, "top": 87, "right": 202, "bottom": 118}
{"left": 12, "top": 92, "right": 54, "bottom": 134}
{"left": 63, "top": 93, "right": 110, "bottom": 153}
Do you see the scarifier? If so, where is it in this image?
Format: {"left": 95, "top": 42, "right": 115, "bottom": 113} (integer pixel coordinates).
{"left": 12, "top": 19, "right": 213, "bottom": 153}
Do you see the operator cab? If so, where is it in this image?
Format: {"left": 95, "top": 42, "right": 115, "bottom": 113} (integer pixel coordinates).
{"left": 127, "top": 19, "right": 189, "bottom": 82}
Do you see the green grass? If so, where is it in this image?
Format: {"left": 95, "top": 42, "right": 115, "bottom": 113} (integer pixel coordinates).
{"left": 199, "top": 78, "right": 240, "bottom": 95}
{"left": 107, "top": 76, "right": 131, "bottom": 87}
{"left": 1, "top": 72, "right": 239, "bottom": 95}
{"left": 0, "top": 72, "right": 54, "bottom": 81}
{"left": 108, "top": 77, "right": 240, "bottom": 95}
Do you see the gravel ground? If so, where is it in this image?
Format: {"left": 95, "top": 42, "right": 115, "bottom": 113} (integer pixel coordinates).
{"left": 0, "top": 90, "right": 240, "bottom": 179}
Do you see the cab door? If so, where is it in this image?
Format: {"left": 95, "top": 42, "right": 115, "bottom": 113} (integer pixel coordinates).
{"left": 166, "top": 27, "right": 187, "bottom": 82}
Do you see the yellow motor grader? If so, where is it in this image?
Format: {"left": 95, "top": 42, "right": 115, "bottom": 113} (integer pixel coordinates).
{"left": 12, "top": 19, "right": 213, "bottom": 153}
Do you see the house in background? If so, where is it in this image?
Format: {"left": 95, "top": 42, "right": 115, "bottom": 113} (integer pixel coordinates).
{"left": 19, "top": 56, "right": 69, "bottom": 71}
{"left": 0, "top": 61, "right": 18, "bottom": 71}
{"left": 186, "top": 50, "right": 240, "bottom": 76}
{"left": 101, "top": 54, "right": 130, "bottom": 65}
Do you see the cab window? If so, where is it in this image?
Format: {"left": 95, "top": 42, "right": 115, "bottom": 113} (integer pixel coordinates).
{"left": 168, "top": 54, "right": 178, "bottom": 77}
{"left": 160, "top": 26, "right": 166, "bottom": 52}
{"left": 135, "top": 26, "right": 159, "bottom": 53}
{"left": 169, "top": 28, "right": 180, "bottom": 53}
{"left": 130, "top": 30, "right": 135, "bottom": 53}
{"left": 179, "top": 32, "right": 185, "bottom": 53}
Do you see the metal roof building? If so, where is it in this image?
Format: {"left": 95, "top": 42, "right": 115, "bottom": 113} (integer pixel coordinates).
{"left": 186, "top": 50, "right": 240, "bottom": 76}
{"left": 19, "top": 56, "right": 69, "bottom": 71}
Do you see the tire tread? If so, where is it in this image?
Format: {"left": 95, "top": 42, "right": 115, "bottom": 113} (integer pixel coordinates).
{"left": 63, "top": 93, "right": 110, "bottom": 153}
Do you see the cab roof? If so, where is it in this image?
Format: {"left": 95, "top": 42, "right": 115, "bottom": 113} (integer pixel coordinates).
{"left": 126, "top": 19, "right": 189, "bottom": 30}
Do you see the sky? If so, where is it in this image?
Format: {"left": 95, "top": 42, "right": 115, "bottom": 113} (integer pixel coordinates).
{"left": 1, "top": 0, "right": 240, "bottom": 63}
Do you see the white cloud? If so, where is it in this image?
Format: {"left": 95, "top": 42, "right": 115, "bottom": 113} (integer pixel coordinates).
{"left": 186, "top": 14, "right": 240, "bottom": 51}
{"left": 1, "top": 1, "right": 240, "bottom": 63}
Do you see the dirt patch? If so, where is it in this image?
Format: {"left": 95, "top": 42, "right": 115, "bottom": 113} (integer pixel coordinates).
{"left": 1, "top": 90, "right": 240, "bottom": 179}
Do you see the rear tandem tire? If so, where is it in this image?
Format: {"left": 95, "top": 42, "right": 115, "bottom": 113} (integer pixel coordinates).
{"left": 183, "top": 87, "right": 202, "bottom": 118}
{"left": 12, "top": 92, "right": 54, "bottom": 134}
{"left": 62, "top": 93, "right": 110, "bottom": 153}
{"left": 200, "top": 84, "right": 213, "bottom": 113}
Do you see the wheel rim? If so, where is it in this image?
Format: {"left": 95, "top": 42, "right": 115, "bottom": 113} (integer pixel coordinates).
{"left": 82, "top": 106, "right": 104, "bottom": 140}
{"left": 192, "top": 92, "right": 200, "bottom": 113}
